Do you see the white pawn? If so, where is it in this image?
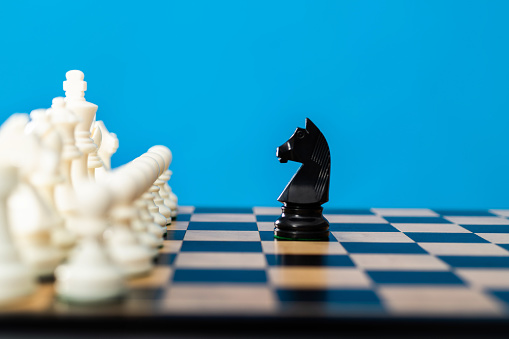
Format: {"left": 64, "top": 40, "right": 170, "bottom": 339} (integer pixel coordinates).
{"left": 133, "top": 156, "right": 167, "bottom": 234}
{"left": 55, "top": 182, "right": 125, "bottom": 303}
{"left": 65, "top": 70, "right": 98, "bottom": 186}
{"left": 140, "top": 152, "right": 172, "bottom": 224}
{"left": 148, "top": 146, "right": 178, "bottom": 219}
{"left": 105, "top": 167, "right": 154, "bottom": 277}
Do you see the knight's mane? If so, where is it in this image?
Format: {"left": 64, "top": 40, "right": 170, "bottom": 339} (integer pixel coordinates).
{"left": 311, "top": 132, "right": 330, "bottom": 201}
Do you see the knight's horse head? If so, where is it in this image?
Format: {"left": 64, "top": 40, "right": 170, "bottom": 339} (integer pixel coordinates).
{"left": 277, "top": 118, "right": 323, "bottom": 164}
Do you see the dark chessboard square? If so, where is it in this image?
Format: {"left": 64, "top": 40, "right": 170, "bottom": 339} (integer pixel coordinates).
{"left": 180, "top": 241, "right": 263, "bottom": 252}
{"left": 174, "top": 214, "right": 191, "bottom": 222}
{"left": 260, "top": 231, "right": 275, "bottom": 241}
{"left": 256, "top": 215, "right": 278, "bottom": 222}
{"left": 434, "top": 210, "right": 496, "bottom": 217}
{"left": 266, "top": 254, "right": 354, "bottom": 267}
{"left": 193, "top": 207, "right": 253, "bottom": 214}
{"left": 276, "top": 289, "right": 380, "bottom": 304}
{"left": 155, "top": 253, "right": 177, "bottom": 266}
{"left": 406, "top": 233, "right": 489, "bottom": 243}
{"left": 329, "top": 223, "right": 399, "bottom": 232}
{"left": 128, "top": 288, "right": 165, "bottom": 300}
{"left": 490, "top": 290, "right": 509, "bottom": 305}
{"left": 342, "top": 242, "right": 428, "bottom": 254}
{"left": 324, "top": 208, "right": 374, "bottom": 215}
{"left": 173, "top": 269, "right": 267, "bottom": 283}
{"left": 383, "top": 216, "right": 452, "bottom": 224}
{"left": 166, "top": 230, "right": 186, "bottom": 241}
{"left": 367, "top": 271, "right": 465, "bottom": 285}
{"left": 461, "top": 225, "right": 509, "bottom": 234}
{"left": 438, "top": 256, "right": 509, "bottom": 268}
{"left": 498, "top": 244, "right": 509, "bottom": 251}
{"left": 187, "top": 222, "right": 258, "bottom": 231}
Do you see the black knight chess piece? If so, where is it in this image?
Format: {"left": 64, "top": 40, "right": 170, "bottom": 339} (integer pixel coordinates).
{"left": 274, "top": 118, "right": 331, "bottom": 240}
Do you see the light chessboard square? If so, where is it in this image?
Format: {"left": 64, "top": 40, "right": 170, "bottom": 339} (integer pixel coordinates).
{"left": 174, "top": 252, "right": 267, "bottom": 269}
{"left": 262, "top": 240, "right": 347, "bottom": 255}
{"left": 476, "top": 233, "right": 509, "bottom": 244}
{"left": 183, "top": 230, "right": 260, "bottom": 241}
{"left": 253, "top": 207, "right": 281, "bottom": 215}
{"left": 350, "top": 254, "right": 449, "bottom": 271}
{"left": 455, "top": 269, "right": 509, "bottom": 288}
{"left": 391, "top": 223, "right": 471, "bottom": 233}
{"left": 177, "top": 206, "right": 195, "bottom": 214}
{"left": 444, "top": 216, "right": 509, "bottom": 225}
{"left": 324, "top": 215, "right": 388, "bottom": 224}
{"left": 190, "top": 213, "right": 256, "bottom": 222}
{"left": 268, "top": 267, "right": 372, "bottom": 288}
{"left": 371, "top": 208, "right": 438, "bottom": 217}
{"left": 418, "top": 243, "right": 509, "bottom": 256}
{"left": 332, "top": 232, "right": 414, "bottom": 243}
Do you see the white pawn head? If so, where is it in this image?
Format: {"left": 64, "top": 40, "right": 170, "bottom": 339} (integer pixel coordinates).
{"left": 148, "top": 145, "right": 172, "bottom": 169}
{"left": 63, "top": 70, "right": 87, "bottom": 102}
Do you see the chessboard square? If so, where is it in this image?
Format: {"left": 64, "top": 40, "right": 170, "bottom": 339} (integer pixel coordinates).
{"left": 160, "top": 240, "right": 182, "bottom": 253}
{"left": 444, "top": 216, "right": 509, "bottom": 225}
{"left": 383, "top": 216, "right": 452, "bottom": 224}
{"left": 438, "top": 256, "right": 509, "bottom": 268}
{"left": 379, "top": 287, "right": 503, "bottom": 315}
{"left": 406, "top": 233, "right": 489, "bottom": 243}
{"left": 187, "top": 222, "right": 258, "bottom": 231}
{"left": 166, "top": 230, "right": 186, "bottom": 241}
{"left": 155, "top": 253, "right": 177, "bottom": 266}
{"left": 498, "top": 244, "right": 509, "bottom": 251}
{"left": 490, "top": 291, "right": 509, "bottom": 306}
{"left": 461, "top": 224, "right": 509, "bottom": 234}
{"left": 174, "top": 214, "right": 191, "bottom": 222}
{"left": 180, "top": 241, "right": 262, "bottom": 252}
{"left": 434, "top": 209, "right": 496, "bottom": 217}
{"left": 371, "top": 208, "right": 438, "bottom": 217}
{"left": 332, "top": 232, "right": 413, "bottom": 243}
{"left": 367, "top": 271, "right": 464, "bottom": 285}
{"left": 265, "top": 254, "right": 355, "bottom": 267}
{"left": 253, "top": 207, "right": 281, "bottom": 215}
{"left": 257, "top": 222, "right": 274, "bottom": 231}
{"left": 341, "top": 243, "right": 428, "bottom": 254}
{"left": 418, "top": 243, "right": 509, "bottom": 256}
{"left": 177, "top": 206, "right": 195, "bottom": 214}
{"left": 172, "top": 268, "right": 267, "bottom": 283}
{"left": 324, "top": 208, "right": 374, "bottom": 215}
{"left": 489, "top": 209, "right": 509, "bottom": 218}
{"left": 351, "top": 254, "right": 449, "bottom": 271}
{"left": 324, "top": 215, "right": 388, "bottom": 224}
{"left": 167, "top": 221, "right": 189, "bottom": 230}
{"left": 391, "top": 223, "right": 470, "bottom": 233}
{"left": 193, "top": 207, "right": 253, "bottom": 214}
{"left": 256, "top": 215, "right": 278, "bottom": 222}
{"left": 477, "top": 233, "right": 509, "bottom": 244}
{"left": 161, "top": 285, "right": 276, "bottom": 314}
{"left": 329, "top": 223, "right": 399, "bottom": 232}
{"left": 268, "top": 267, "right": 371, "bottom": 288}
{"left": 190, "top": 213, "right": 256, "bottom": 222}
{"left": 175, "top": 252, "right": 266, "bottom": 269}
{"left": 260, "top": 231, "right": 275, "bottom": 241}
{"left": 456, "top": 269, "right": 509, "bottom": 288}
{"left": 262, "top": 240, "right": 346, "bottom": 255}
{"left": 184, "top": 230, "right": 260, "bottom": 242}
{"left": 276, "top": 288, "right": 380, "bottom": 304}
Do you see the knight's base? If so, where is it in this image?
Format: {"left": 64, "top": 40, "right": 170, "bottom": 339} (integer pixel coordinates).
{"left": 274, "top": 203, "right": 330, "bottom": 241}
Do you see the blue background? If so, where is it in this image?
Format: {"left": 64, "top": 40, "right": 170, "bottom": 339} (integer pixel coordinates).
{"left": 0, "top": 0, "right": 508, "bottom": 209}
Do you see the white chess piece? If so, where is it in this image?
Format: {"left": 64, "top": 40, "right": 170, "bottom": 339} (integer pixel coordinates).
{"left": 65, "top": 70, "right": 98, "bottom": 186}
{"left": 0, "top": 165, "right": 36, "bottom": 304}
{"left": 48, "top": 97, "right": 80, "bottom": 253}
{"left": 132, "top": 156, "right": 167, "bottom": 234}
{"left": 88, "top": 122, "right": 104, "bottom": 181}
{"left": 6, "top": 115, "right": 63, "bottom": 279}
{"left": 55, "top": 181, "right": 125, "bottom": 303}
{"left": 95, "top": 120, "right": 118, "bottom": 171}
{"left": 140, "top": 151, "right": 172, "bottom": 224}
{"left": 148, "top": 146, "right": 178, "bottom": 219}
{"left": 104, "top": 166, "right": 154, "bottom": 277}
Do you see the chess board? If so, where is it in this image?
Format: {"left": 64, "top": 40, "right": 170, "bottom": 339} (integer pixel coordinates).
{"left": 3, "top": 206, "right": 509, "bottom": 335}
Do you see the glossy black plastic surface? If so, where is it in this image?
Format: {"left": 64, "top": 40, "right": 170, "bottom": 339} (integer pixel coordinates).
{"left": 274, "top": 118, "right": 331, "bottom": 240}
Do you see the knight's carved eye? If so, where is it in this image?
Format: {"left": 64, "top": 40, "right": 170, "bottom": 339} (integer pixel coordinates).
{"left": 296, "top": 130, "right": 305, "bottom": 139}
